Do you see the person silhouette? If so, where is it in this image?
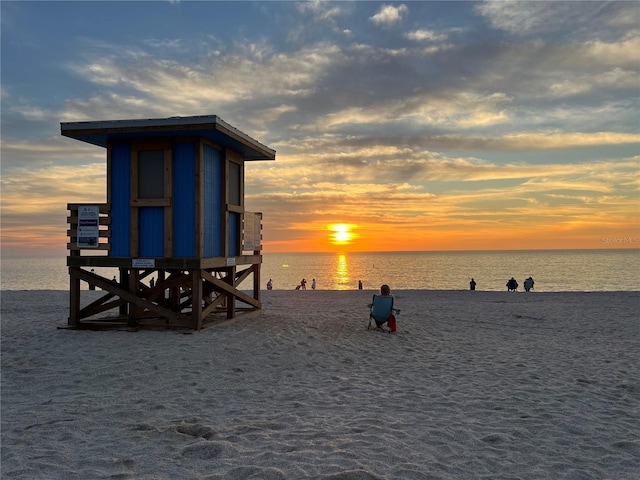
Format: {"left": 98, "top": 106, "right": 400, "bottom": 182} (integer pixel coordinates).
{"left": 523, "top": 277, "right": 534, "bottom": 292}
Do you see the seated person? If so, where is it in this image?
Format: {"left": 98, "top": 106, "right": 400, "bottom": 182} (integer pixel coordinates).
{"left": 523, "top": 276, "right": 534, "bottom": 291}
{"left": 368, "top": 284, "right": 399, "bottom": 332}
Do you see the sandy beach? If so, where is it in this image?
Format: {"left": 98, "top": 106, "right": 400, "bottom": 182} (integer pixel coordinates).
{"left": 1, "top": 289, "right": 639, "bottom": 479}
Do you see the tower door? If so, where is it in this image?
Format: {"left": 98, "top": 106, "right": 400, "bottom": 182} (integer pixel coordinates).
{"left": 131, "top": 144, "right": 172, "bottom": 257}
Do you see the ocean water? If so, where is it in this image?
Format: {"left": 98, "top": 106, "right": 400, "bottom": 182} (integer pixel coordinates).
{"left": 1, "top": 250, "right": 638, "bottom": 292}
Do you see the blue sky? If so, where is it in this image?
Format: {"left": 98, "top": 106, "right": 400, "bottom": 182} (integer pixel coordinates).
{"left": 1, "top": 1, "right": 639, "bottom": 254}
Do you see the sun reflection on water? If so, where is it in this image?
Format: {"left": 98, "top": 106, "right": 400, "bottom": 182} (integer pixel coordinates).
{"left": 333, "top": 254, "right": 351, "bottom": 290}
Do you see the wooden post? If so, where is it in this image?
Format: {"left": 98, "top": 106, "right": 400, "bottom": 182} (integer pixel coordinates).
{"left": 127, "top": 269, "right": 139, "bottom": 327}
{"left": 68, "top": 206, "right": 81, "bottom": 326}
{"left": 171, "top": 275, "right": 180, "bottom": 312}
{"left": 119, "top": 268, "right": 128, "bottom": 316}
{"left": 69, "top": 267, "right": 81, "bottom": 326}
{"left": 226, "top": 266, "right": 235, "bottom": 319}
{"left": 253, "top": 249, "right": 261, "bottom": 303}
{"left": 192, "top": 269, "right": 203, "bottom": 330}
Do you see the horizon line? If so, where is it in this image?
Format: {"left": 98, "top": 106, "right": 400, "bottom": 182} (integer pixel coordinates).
{"left": 2, "top": 246, "right": 639, "bottom": 259}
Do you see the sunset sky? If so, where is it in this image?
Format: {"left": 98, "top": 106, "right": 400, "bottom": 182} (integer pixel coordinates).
{"left": 1, "top": 1, "right": 639, "bottom": 255}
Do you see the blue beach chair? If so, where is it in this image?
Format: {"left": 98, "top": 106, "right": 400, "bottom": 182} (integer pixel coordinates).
{"left": 368, "top": 295, "right": 400, "bottom": 332}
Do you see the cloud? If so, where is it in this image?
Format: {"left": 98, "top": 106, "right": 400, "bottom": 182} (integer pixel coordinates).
{"left": 549, "top": 67, "right": 638, "bottom": 97}
{"left": 1, "top": 137, "right": 104, "bottom": 168}
{"left": 8, "top": 105, "right": 51, "bottom": 122}
{"left": 1, "top": 163, "right": 106, "bottom": 226}
{"left": 63, "top": 42, "right": 344, "bottom": 122}
{"left": 300, "top": 90, "right": 513, "bottom": 132}
{"left": 405, "top": 29, "right": 447, "bottom": 42}
{"left": 296, "top": 0, "right": 351, "bottom": 23}
{"left": 288, "top": 1, "right": 354, "bottom": 42}
{"left": 142, "top": 38, "right": 184, "bottom": 50}
{"left": 476, "top": 1, "right": 576, "bottom": 35}
{"left": 246, "top": 141, "right": 640, "bottom": 189}
{"left": 581, "top": 36, "right": 640, "bottom": 67}
{"left": 424, "top": 132, "right": 640, "bottom": 152}
{"left": 370, "top": 4, "right": 408, "bottom": 27}
{"left": 476, "top": 0, "right": 637, "bottom": 41}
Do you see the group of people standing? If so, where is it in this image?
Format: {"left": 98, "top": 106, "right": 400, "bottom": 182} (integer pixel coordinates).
{"left": 296, "top": 278, "right": 316, "bottom": 290}
{"left": 469, "top": 276, "right": 535, "bottom": 291}
{"left": 299, "top": 278, "right": 316, "bottom": 290}
{"left": 265, "top": 278, "right": 318, "bottom": 290}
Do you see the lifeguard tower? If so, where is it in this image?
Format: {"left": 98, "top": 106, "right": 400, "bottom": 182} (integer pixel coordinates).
{"left": 62, "top": 115, "right": 275, "bottom": 329}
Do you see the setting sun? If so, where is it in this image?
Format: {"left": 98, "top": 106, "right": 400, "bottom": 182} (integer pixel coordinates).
{"left": 329, "top": 224, "right": 355, "bottom": 245}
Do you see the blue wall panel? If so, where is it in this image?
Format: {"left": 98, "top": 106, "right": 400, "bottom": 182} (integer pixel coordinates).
{"left": 139, "top": 207, "right": 165, "bottom": 257}
{"left": 109, "top": 143, "right": 131, "bottom": 256}
{"left": 203, "top": 145, "right": 223, "bottom": 257}
{"left": 173, "top": 142, "right": 196, "bottom": 257}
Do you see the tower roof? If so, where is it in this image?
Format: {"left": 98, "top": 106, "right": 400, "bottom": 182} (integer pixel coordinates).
{"left": 61, "top": 115, "right": 275, "bottom": 161}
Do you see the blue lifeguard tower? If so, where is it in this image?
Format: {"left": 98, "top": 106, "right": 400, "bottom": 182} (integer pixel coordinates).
{"left": 62, "top": 115, "right": 275, "bottom": 329}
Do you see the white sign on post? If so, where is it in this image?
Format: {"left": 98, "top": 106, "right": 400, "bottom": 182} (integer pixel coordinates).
{"left": 243, "top": 213, "right": 262, "bottom": 251}
{"left": 77, "top": 205, "right": 100, "bottom": 248}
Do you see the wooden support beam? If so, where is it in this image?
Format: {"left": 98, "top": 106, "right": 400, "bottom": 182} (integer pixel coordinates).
{"left": 67, "top": 262, "right": 261, "bottom": 329}
{"left": 128, "top": 269, "right": 139, "bottom": 327}
{"left": 69, "top": 267, "right": 81, "bottom": 326}
{"left": 253, "top": 250, "right": 261, "bottom": 303}
{"left": 72, "top": 268, "right": 188, "bottom": 325}
{"left": 201, "top": 269, "right": 260, "bottom": 310}
{"left": 192, "top": 269, "right": 203, "bottom": 330}
{"left": 226, "top": 267, "right": 235, "bottom": 319}
{"left": 119, "top": 268, "right": 128, "bottom": 316}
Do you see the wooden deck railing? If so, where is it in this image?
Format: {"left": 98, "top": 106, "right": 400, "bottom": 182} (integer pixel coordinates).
{"left": 67, "top": 203, "right": 111, "bottom": 255}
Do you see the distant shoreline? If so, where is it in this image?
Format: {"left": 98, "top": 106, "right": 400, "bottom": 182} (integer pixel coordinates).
{"left": 3, "top": 246, "right": 640, "bottom": 258}
{"left": 3, "top": 289, "right": 640, "bottom": 295}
